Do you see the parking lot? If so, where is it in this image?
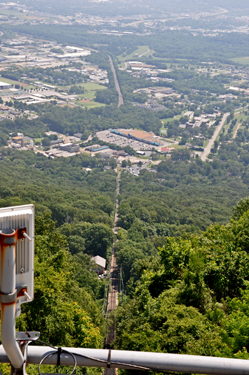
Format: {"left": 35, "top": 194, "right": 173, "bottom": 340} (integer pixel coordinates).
{"left": 97, "top": 130, "right": 157, "bottom": 151}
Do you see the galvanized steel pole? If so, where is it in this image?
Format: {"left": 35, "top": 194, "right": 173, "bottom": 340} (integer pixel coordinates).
{"left": 0, "top": 346, "right": 249, "bottom": 375}
{"left": 0, "top": 229, "right": 24, "bottom": 370}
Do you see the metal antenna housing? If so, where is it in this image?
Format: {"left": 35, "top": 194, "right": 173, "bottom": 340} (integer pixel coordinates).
{"left": 0, "top": 205, "right": 35, "bottom": 372}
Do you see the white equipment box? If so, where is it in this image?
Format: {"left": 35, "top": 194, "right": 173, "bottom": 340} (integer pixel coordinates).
{"left": 0, "top": 204, "right": 34, "bottom": 312}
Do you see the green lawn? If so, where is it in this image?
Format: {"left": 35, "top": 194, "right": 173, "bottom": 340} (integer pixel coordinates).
{"left": 231, "top": 57, "right": 249, "bottom": 65}
{"left": 0, "top": 10, "right": 26, "bottom": 18}
{"left": 59, "top": 82, "right": 107, "bottom": 105}
{"left": 81, "top": 83, "right": 106, "bottom": 103}
{"left": 170, "top": 144, "right": 185, "bottom": 150}
{"left": 118, "top": 46, "right": 152, "bottom": 62}
{"left": 76, "top": 100, "right": 106, "bottom": 109}
{"left": 160, "top": 114, "right": 184, "bottom": 133}
{"left": 0, "top": 76, "right": 29, "bottom": 86}
{"left": 160, "top": 137, "right": 175, "bottom": 143}
{"left": 83, "top": 82, "right": 107, "bottom": 91}
{"left": 161, "top": 114, "right": 184, "bottom": 125}
{"left": 0, "top": 9, "right": 48, "bottom": 21}
{"left": 235, "top": 112, "right": 248, "bottom": 121}
{"left": 77, "top": 82, "right": 107, "bottom": 101}
{"left": 34, "top": 137, "right": 43, "bottom": 143}
{"left": 138, "top": 156, "right": 150, "bottom": 160}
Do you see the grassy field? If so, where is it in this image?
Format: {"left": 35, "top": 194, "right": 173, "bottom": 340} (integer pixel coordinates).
{"left": 77, "top": 82, "right": 107, "bottom": 103}
{"left": 118, "top": 46, "right": 153, "bottom": 62}
{"left": 231, "top": 57, "right": 249, "bottom": 65}
{"left": 60, "top": 82, "right": 107, "bottom": 107}
{"left": 160, "top": 114, "right": 184, "bottom": 133}
{"left": 230, "top": 112, "right": 248, "bottom": 136}
{"left": 170, "top": 144, "right": 185, "bottom": 150}
{"left": 216, "top": 113, "right": 245, "bottom": 142}
{"left": 235, "top": 112, "right": 247, "bottom": 121}
{"left": 83, "top": 82, "right": 107, "bottom": 91}
{"left": 0, "top": 76, "right": 37, "bottom": 90}
{"left": 0, "top": 10, "right": 27, "bottom": 18}
{"left": 0, "top": 76, "right": 28, "bottom": 86}
{"left": 161, "top": 114, "right": 184, "bottom": 124}
{"left": 160, "top": 137, "right": 175, "bottom": 143}
{"left": 76, "top": 100, "right": 106, "bottom": 108}
{"left": 34, "top": 138, "right": 43, "bottom": 144}
{"left": 0, "top": 9, "right": 49, "bottom": 21}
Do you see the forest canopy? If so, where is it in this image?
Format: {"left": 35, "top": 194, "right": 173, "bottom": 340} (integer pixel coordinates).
{"left": 114, "top": 198, "right": 249, "bottom": 360}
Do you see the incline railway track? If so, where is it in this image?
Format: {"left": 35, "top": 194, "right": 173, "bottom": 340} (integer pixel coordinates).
{"left": 104, "top": 169, "right": 121, "bottom": 375}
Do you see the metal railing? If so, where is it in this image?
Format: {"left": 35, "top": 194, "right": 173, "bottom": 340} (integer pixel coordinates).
{"left": 0, "top": 346, "right": 249, "bottom": 375}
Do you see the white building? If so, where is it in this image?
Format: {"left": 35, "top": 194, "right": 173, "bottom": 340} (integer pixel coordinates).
{"left": 0, "top": 81, "right": 12, "bottom": 89}
{"left": 92, "top": 256, "right": 106, "bottom": 275}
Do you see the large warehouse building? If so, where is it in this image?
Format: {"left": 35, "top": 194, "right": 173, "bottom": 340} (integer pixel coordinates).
{"left": 0, "top": 81, "right": 12, "bottom": 90}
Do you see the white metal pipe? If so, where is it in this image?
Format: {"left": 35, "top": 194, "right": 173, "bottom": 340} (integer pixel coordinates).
{"left": 0, "top": 346, "right": 249, "bottom": 374}
{"left": 0, "top": 229, "right": 24, "bottom": 369}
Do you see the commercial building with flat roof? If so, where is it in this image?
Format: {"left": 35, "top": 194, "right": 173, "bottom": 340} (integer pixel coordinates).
{"left": 86, "top": 145, "right": 109, "bottom": 152}
{"left": 0, "top": 81, "right": 12, "bottom": 89}
{"left": 59, "top": 143, "right": 79, "bottom": 152}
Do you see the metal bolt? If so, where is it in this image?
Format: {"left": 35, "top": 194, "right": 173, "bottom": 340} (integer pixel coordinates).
{"left": 22, "top": 232, "right": 31, "bottom": 241}
{"left": 24, "top": 291, "right": 31, "bottom": 300}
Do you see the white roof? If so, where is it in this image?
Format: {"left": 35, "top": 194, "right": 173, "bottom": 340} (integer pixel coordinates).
{"left": 92, "top": 255, "right": 106, "bottom": 269}
{"left": 60, "top": 143, "right": 73, "bottom": 147}
{"left": 66, "top": 46, "right": 85, "bottom": 51}
{"left": 0, "top": 81, "right": 11, "bottom": 86}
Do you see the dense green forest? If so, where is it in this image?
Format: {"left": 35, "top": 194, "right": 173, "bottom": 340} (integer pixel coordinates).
{"left": 3, "top": 23, "right": 249, "bottom": 63}
{"left": 114, "top": 199, "right": 249, "bottom": 360}
{"left": 1, "top": 65, "right": 88, "bottom": 86}
{"left": 0, "top": 150, "right": 118, "bottom": 374}
{"left": 2, "top": 3, "right": 249, "bottom": 372}
{"left": 0, "top": 103, "right": 162, "bottom": 143}
{"left": 0, "top": 144, "right": 249, "bottom": 370}
{"left": 15, "top": 0, "right": 249, "bottom": 17}
{"left": 2, "top": 142, "right": 249, "bottom": 370}
{"left": 1, "top": 145, "right": 249, "bottom": 366}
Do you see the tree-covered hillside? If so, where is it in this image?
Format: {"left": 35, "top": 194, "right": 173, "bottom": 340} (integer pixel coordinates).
{"left": 115, "top": 198, "right": 249, "bottom": 361}
{"left": 15, "top": 0, "right": 249, "bottom": 17}
{"left": 0, "top": 151, "right": 117, "bottom": 374}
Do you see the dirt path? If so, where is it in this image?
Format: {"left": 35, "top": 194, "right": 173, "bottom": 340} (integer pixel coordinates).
{"left": 233, "top": 122, "right": 242, "bottom": 139}
{"left": 109, "top": 55, "right": 124, "bottom": 108}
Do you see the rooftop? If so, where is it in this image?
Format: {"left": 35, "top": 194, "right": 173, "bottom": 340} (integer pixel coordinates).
{"left": 92, "top": 255, "right": 106, "bottom": 269}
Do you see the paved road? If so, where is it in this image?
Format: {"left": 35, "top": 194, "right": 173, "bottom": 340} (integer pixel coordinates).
{"left": 109, "top": 55, "right": 124, "bottom": 108}
{"left": 201, "top": 113, "right": 229, "bottom": 161}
